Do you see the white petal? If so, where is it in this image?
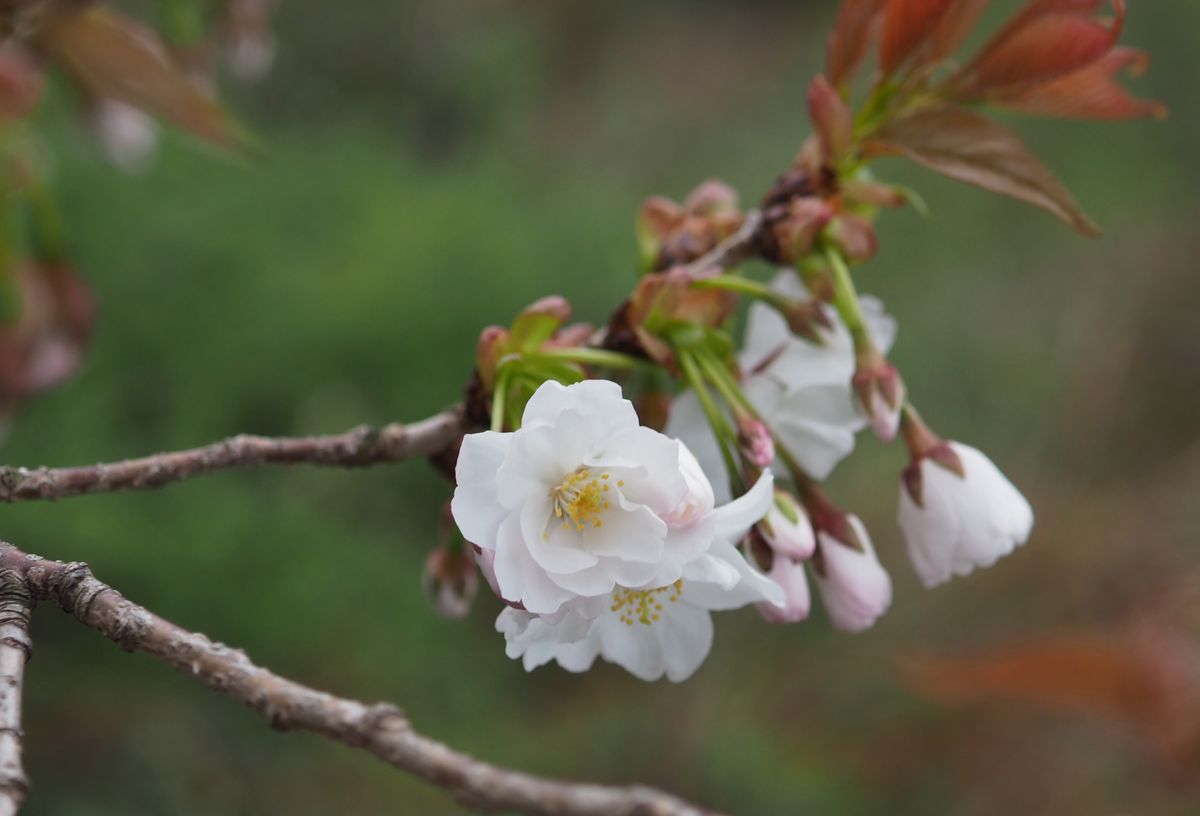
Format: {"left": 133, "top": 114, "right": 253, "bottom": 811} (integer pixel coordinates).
{"left": 522, "top": 379, "right": 638, "bottom": 434}
{"left": 684, "top": 541, "right": 785, "bottom": 610}
{"left": 450, "top": 431, "right": 512, "bottom": 550}
{"left": 493, "top": 512, "right": 576, "bottom": 614}
{"left": 710, "top": 471, "right": 775, "bottom": 538}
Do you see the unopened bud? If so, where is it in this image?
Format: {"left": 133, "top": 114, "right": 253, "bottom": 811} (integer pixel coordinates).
{"left": 812, "top": 513, "right": 891, "bottom": 633}
{"left": 852, "top": 349, "right": 905, "bottom": 442}
{"left": 825, "top": 212, "right": 878, "bottom": 264}
{"left": 759, "top": 489, "right": 815, "bottom": 560}
{"left": 422, "top": 544, "right": 479, "bottom": 619}
{"left": 772, "top": 198, "right": 834, "bottom": 263}
{"left": 736, "top": 414, "right": 775, "bottom": 469}
{"left": 757, "top": 554, "right": 811, "bottom": 624}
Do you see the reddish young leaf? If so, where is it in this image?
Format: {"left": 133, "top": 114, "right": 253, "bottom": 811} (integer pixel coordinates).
{"left": 826, "top": 0, "right": 886, "bottom": 87}
{"left": 35, "top": 8, "right": 237, "bottom": 148}
{"left": 917, "top": 0, "right": 991, "bottom": 67}
{"left": 879, "top": 0, "right": 956, "bottom": 77}
{"left": 953, "top": 0, "right": 1125, "bottom": 96}
{"left": 0, "top": 45, "right": 43, "bottom": 123}
{"left": 866, "top": 106, "right": 1100, "bottom": 235}
{"left": 902, "top": 627, "right": 1200, "bottom": 771}
{"left": 994, "top": 47, "right": 1166, "bottom": 120}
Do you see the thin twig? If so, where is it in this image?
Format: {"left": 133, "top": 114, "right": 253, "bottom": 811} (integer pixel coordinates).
{"left": 685, "top": 208, "right": 764, "bottom": 275}
{"left": 0, "top": 408, "right": 466, "bottom": 503}
{"left": 0, "top": 544, "right": 719, "bottom": 816}
{"left": 0, "top": 571, "right": 32, "bottom": 816}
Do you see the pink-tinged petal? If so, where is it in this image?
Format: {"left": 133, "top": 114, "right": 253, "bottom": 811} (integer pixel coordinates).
{"left": 758, "top": 557, "right": 812, "bottom": 624}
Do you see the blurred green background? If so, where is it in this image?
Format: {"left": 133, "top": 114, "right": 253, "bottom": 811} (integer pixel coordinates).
{"left": 6, "top": 1, "right": 1200, "bottom": 813}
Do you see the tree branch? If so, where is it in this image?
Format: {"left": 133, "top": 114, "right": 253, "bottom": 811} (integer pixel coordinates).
{"left": 0, "top": 544, "right": 719, "bottom": 816}
{"left": 0, "top": 571, "right": 32, "bottom": 816}
{"left": 0, "top": 408, "right": 466, "bottom": 503}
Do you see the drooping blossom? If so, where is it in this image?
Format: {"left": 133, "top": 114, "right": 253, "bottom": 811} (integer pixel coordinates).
{"left": 497, "top": 475, "right": 783, "bottom": 682}
{"left": 898, "top": 441, "right": 1034, "bottom": 587}
{"left": 812, "top": 514, "right": 892, "bottom": 633}
{"left": 452, "top": 379, "right": 760, "bottom": 615}
{"left": 667, "top": 268, "right": 896, "bottom": 500}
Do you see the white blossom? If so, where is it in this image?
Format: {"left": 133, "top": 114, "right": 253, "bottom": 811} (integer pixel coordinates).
{"left": 452, "top": 379, "right": 755, "bottom": 615}
{"left": 897, "top": 442, "right": 1034, "bottom": 588}
{"left": 666, "top": 269, "right": 895, "bottom": 500}
{"left": 497, "top": 475, "right": 782, "bottom": 682}
{"left": 813, "top": 515, "right": 891, "bottom": 632}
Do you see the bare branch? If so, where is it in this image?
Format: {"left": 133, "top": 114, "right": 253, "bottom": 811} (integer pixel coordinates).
{"left": 0, "top": 571, "right": 32, "bottom": 816}
{"left": 0, "top": 544, "right": 720, "bottom": 816}
{"left": 0, "top": 408, "right": 466, "bottom": 503}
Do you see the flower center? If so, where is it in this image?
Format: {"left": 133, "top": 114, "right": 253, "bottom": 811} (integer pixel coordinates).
{"left": 549, "top": 468, "right": 623, "bottom": 533}
{"left": 610, "top": 580, "right": 683, "bottom": 626}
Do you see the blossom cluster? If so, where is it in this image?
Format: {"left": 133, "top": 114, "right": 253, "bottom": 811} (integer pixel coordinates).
{"left": 431, "top": 0, "right": 1159, "bottom": 682}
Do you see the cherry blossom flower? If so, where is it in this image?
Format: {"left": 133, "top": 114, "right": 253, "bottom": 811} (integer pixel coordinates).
{"left": 898, "top": 441, "right": 1034, "bottom": 588}
{"left": 667, "top": 268, "right": 896, "bottom": 499}
{"left": 497, "top": 474, "right": 782, "bottom": 682}
{"left": 452, "top": 379, "right": 757, "bottom": 615}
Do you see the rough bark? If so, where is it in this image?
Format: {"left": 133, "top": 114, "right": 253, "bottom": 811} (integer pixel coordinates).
{"left": 0, "top": 408, "right": 465, "bottom": 503}
{"left": 0, "top": 571, "right": 32, "bottom": 816}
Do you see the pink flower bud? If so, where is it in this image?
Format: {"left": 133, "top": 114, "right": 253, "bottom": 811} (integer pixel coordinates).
{"left": 852, "top": 349, "right": 905, "bottom": 442}
{"left": 812, "top": 514, "right": 892, "bottom": 633}
{"left": 759, "top": 489, "right": 815, "bottom": 560}
{"left": 422, "top": 546, "right": 479, "bottom": 620}
{"left": 736, "top": 415, "right": 775, "bottom": 469}
{"left": 757, "top": 555, "right": 811, "bottom": 624}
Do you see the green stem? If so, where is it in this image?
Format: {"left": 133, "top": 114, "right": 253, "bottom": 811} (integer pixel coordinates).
{"left": 533, "top": 347, "right": 644, "bottom": 371}
{"left": 695, "top": 351, "right": 756, "bottom": 419}
{"left": 691, "top": 274, "right": 790, "bottom": 310}
{"left": 490, "top": 366, "right": 513, "bottom": 432}
{"left": 824, "top": 245, "right": 870, "bottom": 351}
{"left": 678, "top": 350, "right": 745, "bottom": 494}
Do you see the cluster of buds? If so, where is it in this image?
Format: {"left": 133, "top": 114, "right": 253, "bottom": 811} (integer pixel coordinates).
{"left": 637, "top": 180, "right": 744, "bottom": 273}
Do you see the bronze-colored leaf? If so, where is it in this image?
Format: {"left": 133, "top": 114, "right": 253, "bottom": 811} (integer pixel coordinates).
{"left": 826, "top": 0, "right": 886, "bottom": 87}
{"left": 35, "top": 8, "right": 237, "bottom": 148}
{"left": 880, "top": 0, "right": 956, "bottom": 76}
{"left": 866, "top": 106, "right": 1100, "bottom": 235}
